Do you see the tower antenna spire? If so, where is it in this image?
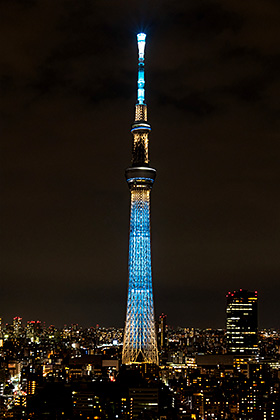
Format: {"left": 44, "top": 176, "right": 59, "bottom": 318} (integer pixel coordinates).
{"left": 137, "top": 32, "right": 146, "bottom": 105}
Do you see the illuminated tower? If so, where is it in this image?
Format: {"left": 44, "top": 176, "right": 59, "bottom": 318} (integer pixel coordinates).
{"left": 122, "top": 33, "right": 158, "bottom": 365}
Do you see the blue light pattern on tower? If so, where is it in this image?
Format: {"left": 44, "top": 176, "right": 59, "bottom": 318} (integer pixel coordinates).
{"left": 126, "top": 189, "right": 156, "bottom": 355}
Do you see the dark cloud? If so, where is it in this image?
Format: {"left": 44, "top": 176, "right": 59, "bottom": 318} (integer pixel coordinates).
{"left": 1, "top": 0, "right": 280, "bottom": 328}
{"left": 156, "top": 90, "right": 216, "bottom": 117}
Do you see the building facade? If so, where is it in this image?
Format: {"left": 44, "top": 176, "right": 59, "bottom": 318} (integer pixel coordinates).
{"left": 226, "top": 289, "right": 258, "bottom": 354}
{"left": 122, "top": 33, "right": 158, "bottom": 365}
{"left": 158, "top": 313, "right": 167, "bottom": 351}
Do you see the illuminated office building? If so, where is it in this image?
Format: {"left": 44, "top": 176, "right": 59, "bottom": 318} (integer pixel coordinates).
{"left": 0, "top": 318, "right": 2, "bottom": 347}
{"left": 13, "top": 316, "right": 22, "bottom": 338}
{"left": 226, "top": 289, "right": 258, "bottom": 354}
{"left": 129, "top": 388, "right": 159, "bottom": 418}
{"left": 158, "top": 313, "right": 167, "bottom": 350}
{"left": 122, "top": 33, "right": 158, "bottom": 365}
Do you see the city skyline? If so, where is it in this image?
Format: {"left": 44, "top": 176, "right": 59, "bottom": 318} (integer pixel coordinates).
{"left": 1, "top": 1, "right": 280, "bottom": 328}
{"left": 0, "top": 313, "right": 279, "bottom": 418}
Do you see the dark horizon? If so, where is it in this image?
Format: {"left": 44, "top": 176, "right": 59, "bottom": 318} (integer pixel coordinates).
{"left": 1, "top": 0, "right": 280, "bottom": 328}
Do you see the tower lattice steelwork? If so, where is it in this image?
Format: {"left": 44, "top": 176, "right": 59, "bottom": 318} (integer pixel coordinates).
{"left": 122, "top": 33, "right": 158, "bottom": 365}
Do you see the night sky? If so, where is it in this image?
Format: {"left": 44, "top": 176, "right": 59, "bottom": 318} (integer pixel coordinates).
{"left": 1, "top": 0, "right": 280, "bottom": 328}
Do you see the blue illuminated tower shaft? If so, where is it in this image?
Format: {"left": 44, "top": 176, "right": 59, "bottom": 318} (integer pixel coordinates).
{"left": 122, "top": 34, "right": 158, "bottom": 365}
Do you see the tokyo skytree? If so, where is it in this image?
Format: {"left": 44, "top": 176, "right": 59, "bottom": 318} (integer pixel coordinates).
{"left": 122, "top": 33, "right": 158, "bottom": 365}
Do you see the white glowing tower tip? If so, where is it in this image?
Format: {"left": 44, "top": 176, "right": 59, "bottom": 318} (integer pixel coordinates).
{"left": 137, "top": 33, "right": 146, "bottom": 60}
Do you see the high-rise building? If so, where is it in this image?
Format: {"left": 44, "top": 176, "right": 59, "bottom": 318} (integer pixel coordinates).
{"left": 0, "top": 318, "right": 3, "bottom": 348}
{"left": 122, "top": 33, "right": 158, "bottom": 365}
{"left": 226, "top": 289, "right": 258, "bottom": 354}
{"left": 13, "top": 316, "right": 22, "bottom": 338}
{"left": 26, "top": 320, "right": 41, "bottom": 342}
{"left": 158, "top": 313, "right": 167, "bottom": 350}
{"left": 129, "top": 388, "right": 159, "bottom": 418}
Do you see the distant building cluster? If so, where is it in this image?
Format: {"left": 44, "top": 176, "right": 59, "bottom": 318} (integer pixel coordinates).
{"left": 0, "top": 290, "right": 279, "bottom": 419}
